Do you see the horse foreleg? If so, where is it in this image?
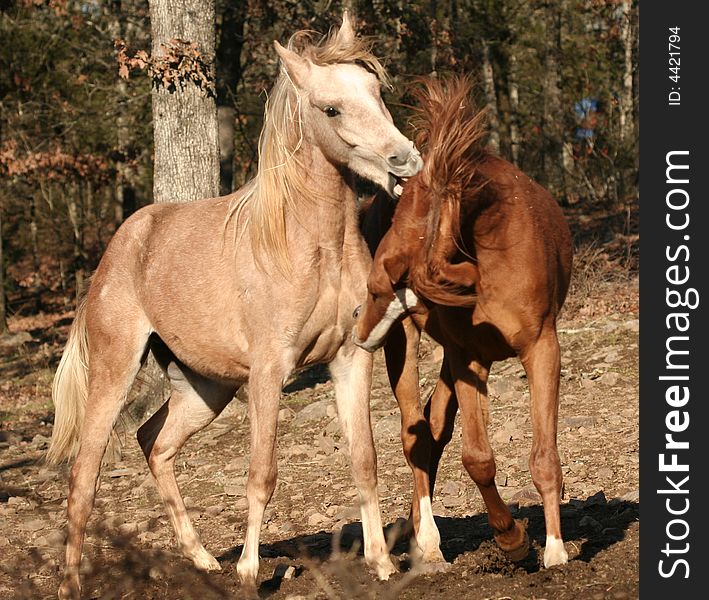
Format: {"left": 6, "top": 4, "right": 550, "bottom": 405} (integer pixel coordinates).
{"left": 384, "top": 318, "right": 444, "bottom": 564}
{"left": 236, "top": 366, "right": 281, "bottom": 591}
{"left": 137, "top": 363, "right": 235, "bottom": 572}
{"left": 448, "top": 353, "right": 529, "bottom": 561}
{"left": 521, "top": 326, "right": 568, "bottom": 567}
{"left": 330, "top": 345, "right": 397, "bottom": 580}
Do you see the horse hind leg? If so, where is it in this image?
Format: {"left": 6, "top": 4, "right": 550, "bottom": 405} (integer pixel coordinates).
{"left": 448, "top": 354, "right": 529, "bottom": 562}
{"left": 59, "top": 320, "right": 151, "bottom": 600}
{"left": 136, "top": 358, "right": 236, "bottom": 572}
{"left": 521, "top": 326, "right": 568, "bottom": 568}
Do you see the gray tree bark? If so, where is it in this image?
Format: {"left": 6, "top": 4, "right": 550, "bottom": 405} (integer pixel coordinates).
{"left": 149, "top": 0, "right": 220, "bottom": 203}
{"left": 619, "top": 0, "right": 635, "bottom": 143}
{"left": 481, "top": 40, "right": 501, "bottom": 154}
{"left": 541, "top": 1, "right": 566, "bottom": 198}
{"left": 0, "top": 209, "right": 8, "bottom": 336}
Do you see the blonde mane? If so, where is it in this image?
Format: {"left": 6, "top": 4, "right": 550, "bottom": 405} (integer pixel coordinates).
{"left": 228, "top": 26, "right": 389, "bottom": 275}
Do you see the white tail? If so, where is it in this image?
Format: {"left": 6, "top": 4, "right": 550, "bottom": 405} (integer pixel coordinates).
{"left": 47, "top": 298, "right": 90, "bottom": 463}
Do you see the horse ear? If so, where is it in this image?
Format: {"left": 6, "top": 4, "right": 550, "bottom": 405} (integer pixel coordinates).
{"left": 336, "top": 10, "right": 356, "bottom": 46}
{"left": 273, "top": 40, "right": 310, "bottom": 88}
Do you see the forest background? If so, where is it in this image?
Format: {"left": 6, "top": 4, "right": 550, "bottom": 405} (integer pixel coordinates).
{"left": 0, "top": 0, "right": 638, "bottom": 328}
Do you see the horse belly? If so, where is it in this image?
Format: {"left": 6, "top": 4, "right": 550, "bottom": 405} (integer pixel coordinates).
{"left": 424, "top": 306, "right": 515, "bottom": 363}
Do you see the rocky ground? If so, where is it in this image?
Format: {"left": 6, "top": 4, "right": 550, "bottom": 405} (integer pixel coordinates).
{"left": 0, "top": 275, "right": 638, "bottom": 599}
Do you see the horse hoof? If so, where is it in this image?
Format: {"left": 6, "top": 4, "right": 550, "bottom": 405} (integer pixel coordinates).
{"left": 414, "top": 559, "right": 452, "bottom": 574}
{"left": 369, "top": 555, "right": 398, "bottom": 581}
{"left": 188, "top": 547, "right": 222, "bottom": 572}
{"left": 502, "top": 530, "right": 530, "bottom": 562}
{"left": 57, "top": 575, "right": 81, "bottom": 600}
{"left": 422, "top": 548, "right": 447, "bottom": 564}
{"left": 495, "top": 518, "right": 530, "bottom": 562}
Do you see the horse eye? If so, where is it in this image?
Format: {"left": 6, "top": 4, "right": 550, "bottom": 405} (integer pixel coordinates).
{"left": 352, "top": 305, "right": 361, "bottom": 319}
{"left": 323, "top": 106, "right": 340, "bottom": 117}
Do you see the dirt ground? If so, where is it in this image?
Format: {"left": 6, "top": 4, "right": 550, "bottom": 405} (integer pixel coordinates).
{"left": 0, "top": 272, "right": 638, "bottom": 600}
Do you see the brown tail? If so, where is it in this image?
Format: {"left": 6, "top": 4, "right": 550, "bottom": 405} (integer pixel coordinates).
{"left": 46, "top": 297, "right": 90, "bottom": 463}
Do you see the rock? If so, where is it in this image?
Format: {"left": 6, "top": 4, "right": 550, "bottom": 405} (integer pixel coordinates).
{"left": 283, "top": 565, "right": 297, "bottom": 580}
{"left": 307, "top": 512, "right": 327, "bottom": 527}
{"left": 597, "top": 467, "right": 614, "bottom": 480}
{"left": 278, "top": 407, "right": 296, "bottom": 423}
{"left": 324, "top": 417, "right": 340, "bottom": 436}
{"left": 234, "top": 497, "right": 248, "bottom": 510}
{"left": 30, "top": 434, "right": 50, "bottom": 449}
{"left": 603, "top": 350, "right": 620, "bottom": 363}
{"left": 224, "top": 484, "right": 243, "bottom": 497}
{"left": 334, "top": 505, "right": 360, "bottom": 522}
{"left": 373, "top": 414, "right": 400, "bottom": 440}
{"left": 491, "top": 376, "right": 522, "bottom": 396}
{"left": 491, "top": 420, "right": 522, "bottom": 445}
{"left": 206, "top": 504, "right": 225, "bottom": 516}
{"left": 561, "top": 415, "right": 598, "bottom": 429}
{"left": 225, "top": 455, "right": 249, "bottom": 473}
{"left": 105, "top": 467, "right": 139, "bottom": 478}
{"left": 0, "top": 331, "right": 32, "bottom": 347}
{"left": 292, "top": 399, "right": 335, "bottom": 426}
{"left": 509, "top": 486, "right": 542, "bottom": 507}
{"left": 22, "top": 519, "right": 45, "bottom": 532}
{"left": 623, "top": 319, "right": 639, "bottom": 333}
{"left": 37, "top": 530, "right": 66, "bottom": 548}
{"left": 439, "top": 481, "right": 463, "bottom": 496}
{"left": 599, "top": 372, "right": 620, "bottom": 386}
{"left": 619, "top": 489, "right": 639, "bottom": 503}
{"left": 118, "top": 522, "right": 139, "bottom": 536}
{"left": 580, "top": 377, "right": 595, "bottom": 390}
{"left": 441, "top": 495, "right": 465, "bottom": 509}
{"left": 219, "top": 400, "right": 249, "bottom": 422}
{"left": 283, "top": 444, "right": 314, "bottom": 458}
{"left": 0, "top": 536, "right": 9, "bottom": 547}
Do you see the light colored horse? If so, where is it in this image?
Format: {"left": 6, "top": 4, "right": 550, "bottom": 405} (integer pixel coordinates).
{"left": 47, "top": 14, "right": 422, "bottom": 599}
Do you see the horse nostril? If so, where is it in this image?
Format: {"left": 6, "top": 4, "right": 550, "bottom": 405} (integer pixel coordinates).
{"left": 388, "top": 153, "right": 408, "bottom": 167}
{"left": 353, "top": 305, "right": 361, "bottom": 319}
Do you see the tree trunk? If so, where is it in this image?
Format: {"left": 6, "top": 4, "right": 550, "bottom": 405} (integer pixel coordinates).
{"left": 481, "top": 40, "right": 501, "bottom": 154}
{"left": 507, "top": 50, "right": 520, "bottom": 166}
{"left": 130, "top": 0, "right": 220, "bottom": 425}
{"left": 541, "top": 2, "right": 565, "bottom": 198}
{"left": 0, "top": 209, "right": 8, "bottom": 336}
{"left": 619, "top": 0, "right": 635, "bottom": 144}
{"left": 149, "top": 0, "right": 220, "bottom": 203}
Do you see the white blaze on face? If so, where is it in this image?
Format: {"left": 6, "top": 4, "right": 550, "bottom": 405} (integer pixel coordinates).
{"left": 361, "top": 288, "right": 418, "bottom": 350}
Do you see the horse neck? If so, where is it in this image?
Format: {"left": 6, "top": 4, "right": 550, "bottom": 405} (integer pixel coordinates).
{"left": 290, "top": 142, "right": 359, "bottom": 249}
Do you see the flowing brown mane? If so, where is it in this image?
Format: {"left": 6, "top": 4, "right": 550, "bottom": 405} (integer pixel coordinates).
{"left": 408, "top": 75, "right": 490, "bottom": 307}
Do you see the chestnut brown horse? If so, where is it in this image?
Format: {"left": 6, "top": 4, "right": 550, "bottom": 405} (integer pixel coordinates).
{"left": 47, "top": 14, "right": 422, "bottom": 599}
{"left": 356, "top": 76, "right": 573, "bottom": 568}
